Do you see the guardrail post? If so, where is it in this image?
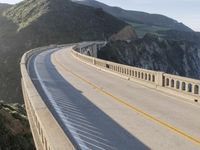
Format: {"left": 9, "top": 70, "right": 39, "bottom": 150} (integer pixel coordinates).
{"left": 156, "top": 72, "right": 164, "bottom": 88}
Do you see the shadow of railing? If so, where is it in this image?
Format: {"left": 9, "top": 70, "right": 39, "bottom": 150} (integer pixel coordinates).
{"left": 29, "top": 50, "right": 150, "bottom": 150}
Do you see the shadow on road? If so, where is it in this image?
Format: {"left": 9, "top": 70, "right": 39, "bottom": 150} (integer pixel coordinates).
{"left": 29, "top": 50, "right": 150, "bottom": 150}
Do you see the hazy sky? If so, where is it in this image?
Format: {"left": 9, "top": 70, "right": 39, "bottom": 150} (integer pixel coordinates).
{"left": 1, "top": 0, "right": 199, "bottom": 31}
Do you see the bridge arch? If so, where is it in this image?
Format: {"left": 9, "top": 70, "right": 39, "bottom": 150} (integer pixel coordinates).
{"left": 194, "top": 85, "right": 199, "bottom": 94}
{"left": 182, "top": 82, "right": 186, "bottom": 91}
{"left": 138, "top": 72, "right": 141, "bottom": 78}
{"left": 171, "top": 79, "right": 175, "bottom": 88}
{"left": 166, "top": 78, "right": 169, "bottom": 86}
{"left": 188, "top": 83, "right": 192, "bottom": 92}
{"left": 145, "top": 73, "right": 147, "bottom": 80}
{"left": 176, "top": 81, "right": 180, "bottom": 89}
{"left": 148, "top": 74, "right": 151, "bottom": 81}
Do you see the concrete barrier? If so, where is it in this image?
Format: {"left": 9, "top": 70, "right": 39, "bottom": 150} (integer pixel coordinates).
{"left": 21, "top": 46, "right": 75, "bottom": 150}
{"left": 20, "top": 42, "right": 200, "bottom": 149}
{"left": 71, "top": 42, "right": 200, "bottom": 103}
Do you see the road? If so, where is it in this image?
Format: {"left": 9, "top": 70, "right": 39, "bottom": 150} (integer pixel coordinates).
{"left": 28, "top": 45, "right": 200, "bottom": 150}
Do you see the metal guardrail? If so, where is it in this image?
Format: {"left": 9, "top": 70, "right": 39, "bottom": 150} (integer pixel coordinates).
{"left": 72, "top": 43, "right": 200, "bottom": 103}
{"left": 21, "top": 46, "right": 75, "bottom": 150}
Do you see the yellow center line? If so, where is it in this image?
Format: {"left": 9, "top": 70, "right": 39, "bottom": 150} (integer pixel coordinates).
{"left": 53, "top": 50, "right": 200, "bottom": 147}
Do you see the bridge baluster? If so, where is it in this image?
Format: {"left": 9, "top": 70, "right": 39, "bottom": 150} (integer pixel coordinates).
{"left": 71, "top": 42, "right": 200, "bottom": 103}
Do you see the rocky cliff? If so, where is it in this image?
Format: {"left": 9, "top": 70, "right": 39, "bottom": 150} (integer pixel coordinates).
{"left": 0, "top": 101, "right": 35, "bottom": 150}
{"left": 110, "top": 25, "right": 137, "bottom": 41}
{"left": 98, "top": 33, "right": 200, "bottom": 79}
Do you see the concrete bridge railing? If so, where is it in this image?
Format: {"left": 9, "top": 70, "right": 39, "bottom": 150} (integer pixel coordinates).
{"left": 21, "top": 46, "right": 75, "bottom": 150}
{"left": 72, "top": 42, "right": 200, "bottom": 103}
{"left": 20, "top": 42, "right": 200, "bottom": 149}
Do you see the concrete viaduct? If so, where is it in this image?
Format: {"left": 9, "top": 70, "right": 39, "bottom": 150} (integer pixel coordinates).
{"left": 21, "top": 42, "right": 200, "bottom": 150}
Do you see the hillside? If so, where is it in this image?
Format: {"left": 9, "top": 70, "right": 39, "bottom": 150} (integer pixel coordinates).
{"left": 0, "top": 101, "right": 35, "bottom": 150}
{"left": 158, "top": 30, "right": 200, "bottom": 46}
{"left": 74, "top": 0, "right": 192, "bottom": 37}
{"left": 98, "top": 33, "right": 200, "bottom": 79}
{"left": 0, "top": 3, "right": 11, "bottom": 14}
{"left": 110, "top": 25, "right": 137, "bottom": 41}
{"left": 0, "top": 0, "right": 127, "bottom": 103}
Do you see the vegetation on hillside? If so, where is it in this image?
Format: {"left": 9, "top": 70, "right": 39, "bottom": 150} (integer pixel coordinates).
{"left": 0, "top": 101, "right": 35, "bottom": 150}
{"left": 158, "top": 30, "right": 200, "bottom": 46}
{"left": 74, "top": 0, "right": 200, "bottom": 43}
{"left": 99, "top": 33, "right": 200, "bottom": 79}
{"left": 0, "top": 0, "right": 127, "bottom": 103}
{"left": 74, "top": 0, "right": 192, "bottom": 36}
{"left": 0, "top": 3, "right": 11, "bottom": 14}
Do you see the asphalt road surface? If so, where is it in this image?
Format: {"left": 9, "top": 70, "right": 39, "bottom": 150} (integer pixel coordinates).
{"left": 28, "top": 45, "right": 200, "bottom": 150}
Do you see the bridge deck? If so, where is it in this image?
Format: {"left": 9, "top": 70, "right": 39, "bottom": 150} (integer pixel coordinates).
{"left": 29, "top": 46, "right": 200, "bottom": 150}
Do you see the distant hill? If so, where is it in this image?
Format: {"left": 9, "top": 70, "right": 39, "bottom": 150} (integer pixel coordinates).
{"left": 158, "top": 30, "right": 200, "bottom": 46}
{"left": 74, "top": 0, "right": 193, "bottom": 37}
{"left": 0, "top": 0, "right": 127, "bottom": 103}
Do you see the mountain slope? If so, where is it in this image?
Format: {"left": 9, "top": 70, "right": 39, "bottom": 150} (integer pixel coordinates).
{"left": 98, "top": 34, "right": 200, "bottom": 79}
{"left": 0, "top": 3, "right": 11, "bottom": 14}
{"left": 110, "top": 25, "right": 137, "bottom": 41}
{"left": 158, "top": 30, "right": 200, "bottom": 46}
{"left": 74, "top": 0, "right": 192, "bottom": 35}
{"left": 5, "top": 0, "right": 126, "bottom": 39}
{"left": 0, "top": 101, "right": 35, "bottom": 150}
{"left": 0, "top": 0, "right": 127, "bottom": 103}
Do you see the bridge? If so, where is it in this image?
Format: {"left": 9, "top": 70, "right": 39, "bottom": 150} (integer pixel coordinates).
{"left": 21, "top": 42, "right": 200, "bottom": 150}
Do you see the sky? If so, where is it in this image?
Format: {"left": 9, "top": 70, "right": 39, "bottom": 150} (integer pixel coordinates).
{"left": 0, "top": 0, "right": 199, "bottom": 31}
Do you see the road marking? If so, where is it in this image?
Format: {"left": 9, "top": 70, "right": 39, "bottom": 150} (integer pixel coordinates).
{"left": 69, "top": 49, "right": 200, "bottom": 109}
{"left": 53, "top": 49, "right": 200, "bottom": 147}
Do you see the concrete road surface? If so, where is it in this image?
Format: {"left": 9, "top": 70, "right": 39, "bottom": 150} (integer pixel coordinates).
{"left": 28, "top": 45, "right": 200, "bottom": 150}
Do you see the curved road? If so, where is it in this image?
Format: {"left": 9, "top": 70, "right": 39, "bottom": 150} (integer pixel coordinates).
{"left": 28, "top": 45, "right": 200, "bottom": 150}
